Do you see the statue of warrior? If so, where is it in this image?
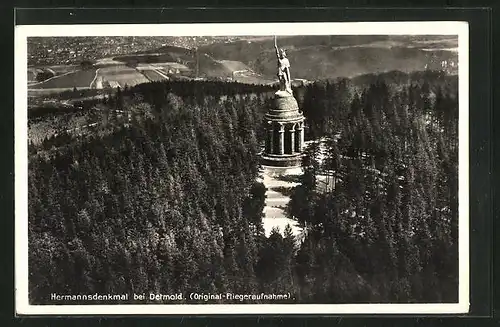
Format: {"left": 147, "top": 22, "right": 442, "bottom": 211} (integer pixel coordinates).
{"left": 275, "top": 36, "right": 292, "bottom": 94}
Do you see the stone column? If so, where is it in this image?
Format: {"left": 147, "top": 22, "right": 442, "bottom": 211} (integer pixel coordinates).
{"left": 290, "top": 124, "right": 295, "bottom": 154}
{"left": 278, "top": 123, "right": 284, "bottom": 155}
{"left": 300, "top": 122, "right": 305, "bottom": 151}
{"left": 297, "top": 122, "right": 304, "bottom": 152}
{"left": 268, "top": 121, "right": 274, "bottom": 154}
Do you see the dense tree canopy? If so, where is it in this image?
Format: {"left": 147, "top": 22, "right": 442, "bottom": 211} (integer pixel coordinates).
{"left": 28, "top": 71, "right": 458, "bottom": 304}
{"left": 290, "top": 71, "right": 458, "bottom": 302}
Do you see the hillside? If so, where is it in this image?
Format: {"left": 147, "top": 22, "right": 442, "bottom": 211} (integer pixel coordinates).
{"left": 136, "top": 35, "right": 458, "bottom": 83}
{"left": 256, "top": 46, "right": 456, "bottom": 80}
{"left": 198, "top": 35, "right": 458, "bottom": 80}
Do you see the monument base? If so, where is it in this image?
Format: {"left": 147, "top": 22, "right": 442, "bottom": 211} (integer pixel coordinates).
{"left": 261, "top": 153, "right": 304, "bottom": 167}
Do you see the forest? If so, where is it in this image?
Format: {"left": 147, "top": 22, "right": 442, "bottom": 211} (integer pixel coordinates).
{"left": 289, "top": 70, "right": 458, "bottom": 302}
{"left": 28, "top": 70, "right": 459, "bottom": 304}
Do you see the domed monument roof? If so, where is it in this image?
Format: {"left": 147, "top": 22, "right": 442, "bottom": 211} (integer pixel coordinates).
{"left": 265, "top": 90, "right": 304, "bottom": 122}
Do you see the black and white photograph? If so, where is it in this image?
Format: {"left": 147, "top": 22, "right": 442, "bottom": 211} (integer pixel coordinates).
{"left": 15, "top": 22, "right": 469, "bottom": 315}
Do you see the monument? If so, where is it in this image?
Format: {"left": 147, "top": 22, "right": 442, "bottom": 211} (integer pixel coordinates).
{"left": 261, "top": 36, "right": 305, "bottom": 167}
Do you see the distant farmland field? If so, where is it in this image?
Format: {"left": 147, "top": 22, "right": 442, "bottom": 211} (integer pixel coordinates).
{"left": 28, "top": 65, "right": 80, "bottom": 82}
{"left": 151, "top": 62, "right": 190, "bottom": 70}
{"left": 141, "top": 69, "right": 169, "bottom": 82}
{"left": 46, "top": 65, "right": 79, "bottom": 74}
{"left": 97, "top": 66, "right": 149, "bottom": 88}
{"left": 28, "top": 88, "right": 91, "bottom": 98}
{"left": 234, "top": 74, "right": 275, "bottom": 85}
{"left": 30, "top": 69, "right": 97, "bottom": 89}
{"left": 217, "top": 60, "right": 251, "bottom": 72}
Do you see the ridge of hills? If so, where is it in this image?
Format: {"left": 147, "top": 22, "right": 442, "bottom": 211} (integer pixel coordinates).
{"left": 29, "top": 35, "right": 458, "bottom": 92}
{"left": 124, "top": 35, "right": 458, "bottom": 81}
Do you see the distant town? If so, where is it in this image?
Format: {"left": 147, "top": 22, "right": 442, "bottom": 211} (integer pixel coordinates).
{"left": 28, "top": 36, "right": 259, "bottom": 66}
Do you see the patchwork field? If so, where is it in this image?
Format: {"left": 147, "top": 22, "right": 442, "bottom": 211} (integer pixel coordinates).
{"left": 217, "top": 60, "right": 251, "bottom": 72}
{"left": 140, "top": 69, "right": 169, "bottom": 82}
{"left": 29, "top": 69, "right": 97, "bottom": 89}
{"left": 28, "top": 87, "right": 92, "bottom": 97}
{"left": 137, "top": 62, "right": 189, "bottom": 69}
{"left": 233, "top": 71, "right": 275, "bottom": 85}
{"left": 150, "top": 62, "right": 190, "bottom": 70}
{"left": 45, "top": 65, "right": 79, "bottom": 74}
{"left": 96, "top": 65, "right": 149, "bottom": 88}
{"left": 95, "top": 57, "right": 125, "bottom": 66}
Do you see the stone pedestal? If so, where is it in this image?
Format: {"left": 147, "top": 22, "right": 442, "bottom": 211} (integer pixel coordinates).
{"left": 261, "top": 90, "right": 305, "bottom": 167}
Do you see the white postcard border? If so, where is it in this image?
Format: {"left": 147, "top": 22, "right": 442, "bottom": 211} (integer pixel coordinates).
{"left": 15, "top": 21, "right": 469, "bottom": 315}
